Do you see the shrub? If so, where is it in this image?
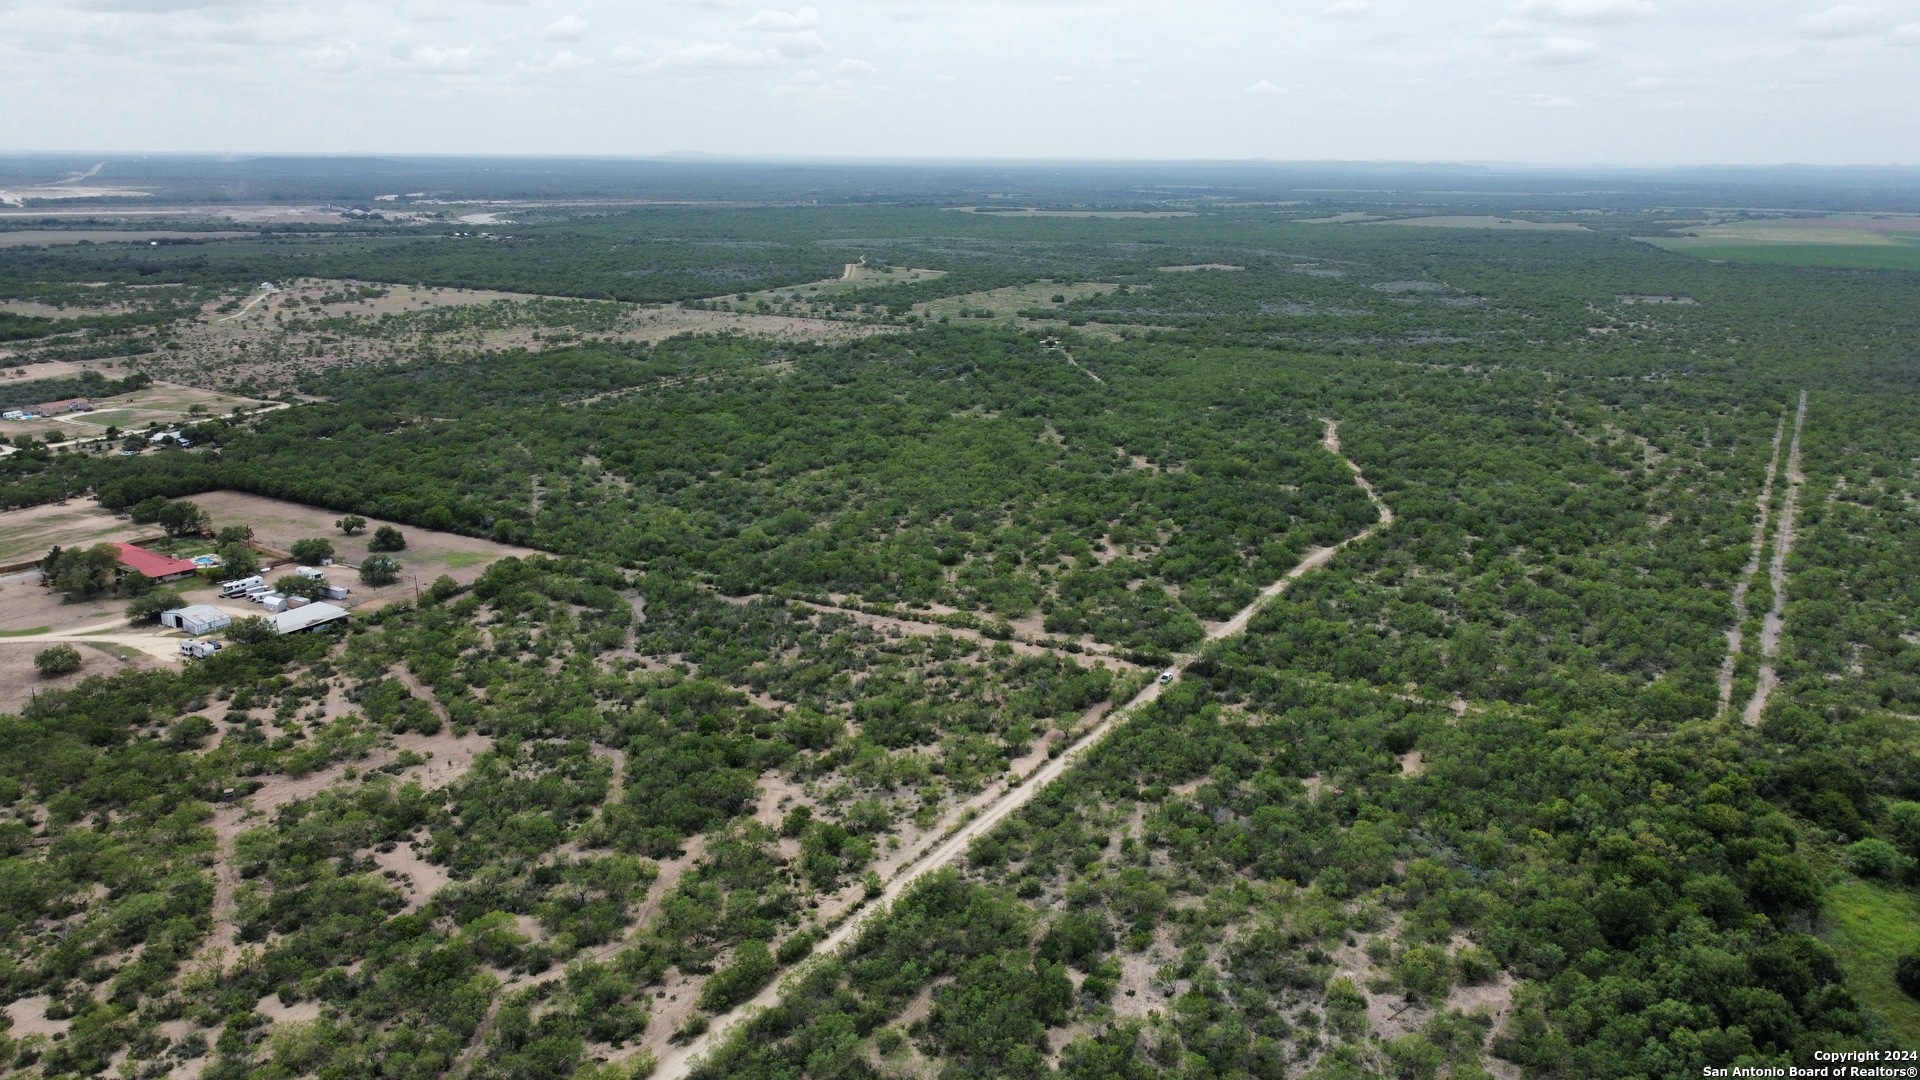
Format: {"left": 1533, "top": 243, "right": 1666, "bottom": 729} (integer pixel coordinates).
{"left": 696, "top": 940, "right": 777, "bottom": 1012}
{"left": 1898, "top": 952, "right": 1920, "bottom": 1001}
{"left": 290, "top": 538, "right": 335, "bottom": 565}
{"left": 369, "top": 525, "right": 407, "bottom": 552}
{"left": 336, "top": 515, "right": 367, "bottom": 536}
{"left": 1845, "top": 838, "right": 1912, "bottom": 881}
{"left": 166, "top": 715, "right": 216, "bottom": 749}
{"left": 33, "top": 644, "right": 82, "bottom": 677}
{"left": 360, "top": 556, "right": 401, "bottom": 586}
{"left": 1888, "top": 801, "right": 1920, "bottom": 860}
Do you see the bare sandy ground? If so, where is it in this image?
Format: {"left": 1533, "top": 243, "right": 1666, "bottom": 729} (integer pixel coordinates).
{"left": 0, "top": 638, "right": 158, "bottom": 715}
{"left": 1718, "top": 415, "right": 1787, "bottom": 711}
{"left": 1745, "top": 391, "right": 1809, "bottom": 726}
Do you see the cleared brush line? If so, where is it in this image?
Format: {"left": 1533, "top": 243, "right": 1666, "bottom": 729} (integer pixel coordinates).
{"left": 1718, "top": 413, "right": 1788, "bottom": 712}
{"left": 1041, "top": 337, "right": 1106, "bottom": 385}
{"left": 1743, "top": 391, "right": 1808, "bottom": 727}
{"left": 646, "top": 417, "right": 1390, "bottom": 1080}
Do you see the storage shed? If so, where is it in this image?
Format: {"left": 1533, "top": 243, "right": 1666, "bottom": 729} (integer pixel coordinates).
{"left": 159, "top": 604, "right": 231, "bottom": 636}
{"left": 267, "top": 602, "right": 350, "bottom": 635}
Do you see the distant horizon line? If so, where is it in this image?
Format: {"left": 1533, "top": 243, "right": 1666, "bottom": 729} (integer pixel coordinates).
{"left": 1, "top": 151, "right": 1918, "bottom": 173}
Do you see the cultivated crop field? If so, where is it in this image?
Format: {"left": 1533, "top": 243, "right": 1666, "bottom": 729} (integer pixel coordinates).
{"left": 0, "top": 170, "right": 1916, "bottom": 1080}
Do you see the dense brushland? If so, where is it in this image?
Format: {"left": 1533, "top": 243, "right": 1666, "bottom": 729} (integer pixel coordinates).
{"left": 0, "top": 184, "right": 1918, "bottom": 1079}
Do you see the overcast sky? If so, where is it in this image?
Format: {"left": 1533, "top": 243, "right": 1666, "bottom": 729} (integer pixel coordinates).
{"left": 2, "top": 0, "right": 1916, "bottom": 163}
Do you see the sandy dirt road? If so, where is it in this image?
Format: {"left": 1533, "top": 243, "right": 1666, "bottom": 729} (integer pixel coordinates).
{"left": 1717, "top": 414, "right": 1787, "bottom": 712}
{"left": 1745, "top": 391, "right": 1808, "bottom": 726}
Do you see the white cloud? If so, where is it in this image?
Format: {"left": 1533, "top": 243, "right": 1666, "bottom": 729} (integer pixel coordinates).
{"left": 303, "top": 40, "right": 363, "bottom": 73}
{"left": 771, "top": 29, "right": 828, "bottom": 57}
{"left": 745, "top": 6, "right": 819, "bottom": 31}
{"left": 1321, "top": 0, "right": 1370, "bottom": 15}
{"left": 770, "top": 66, "right": 857, "bottom": 101}
{"left": 1891, "top": 21, "right": 1920, "bottom": 43}
{"left": 1530, "top": 36, "right": 1600, "bottom": 63}
{"left": 1244, "top": 79, "right": 1287, "bottom": 95}
{"left": 1798, "top": 5, "right": 1888, "bottom": 37}
{"left": 525, "top": 50, "right": 591, "bottom": 73}
{"left": 650, "top": 41, "right": 777, "bottom": 71}
{"left": 834, "top": 57, "right": 875, "bottom": 75}
{"left": 393, "top": 43, "right": 486, "bottom": 72}
{"left": 542, "top": 14, "right": 588, "bottom": 41}
{"left": 1515, "top": 0, "right": 1656, "bottom": 24}
{"left": 1532, "top": 93, "right": 1575, "bottom": 106}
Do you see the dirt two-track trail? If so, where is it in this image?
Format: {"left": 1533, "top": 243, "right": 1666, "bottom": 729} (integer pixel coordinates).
{"left": 1744, "top": 390, "right": 1809, "bottom": 727}
{"left": 648, "top": 418, "right": 1393, "bottom": 1079}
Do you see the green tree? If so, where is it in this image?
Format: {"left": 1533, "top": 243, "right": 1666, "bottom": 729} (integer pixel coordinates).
{"left": 33, "top": 644, "right": 82, "bottom": 677}
{"left": 369, "top": 525, "right": 407, "bottom": 552}
{"left": 218, "top": 543, "right": 261, "bottom": 579}
{"left": 336, "top": 514, "right": 368, "bottom": 536}
{"left": 126, "top": 587, "right": 185, "bottom": 623}
{"left": 290, "top": 537, "right": 335, "bottom": 565}
{"left": 360, "top": 555, "right": 401, "bottom": 586}
{"left": 129, "top": 495, "right": 169, "bottom": 524}
{"left": 228, "top": 616, "right": 276, "bottom": 644}
{"left": 274, "top": 574, "right": 328, "bottom": 600}
{"left": 156, "top": 500, "right": 209, "bottom": 537}
{"left": 43, "top": 543, "right": 122, "bottom": 600}
{"left": 215, "top": 524, "right": 254, "bottom": 546}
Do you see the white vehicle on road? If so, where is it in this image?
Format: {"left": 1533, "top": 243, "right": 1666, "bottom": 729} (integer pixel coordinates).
{"left": 1159, "top": 669, "right": 1176, "bottom": 684}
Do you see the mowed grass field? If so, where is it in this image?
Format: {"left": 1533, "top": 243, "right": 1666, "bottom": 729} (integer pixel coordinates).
{"left": 0, "top": 498, "right": 131, "bottom": 566}
{"left": 1822, "top": 880, "right": 1920, "bottom": 1044}
{"left": 1641, "top": 237, "right": 1920, "bottom": 271}
{"left": 1641, "top": 216, "right": 1920, "bottom": 270}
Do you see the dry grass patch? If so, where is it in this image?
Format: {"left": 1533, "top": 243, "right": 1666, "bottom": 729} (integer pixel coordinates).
{"left": 0, "top": 497, "right": 133, "bottom": 566}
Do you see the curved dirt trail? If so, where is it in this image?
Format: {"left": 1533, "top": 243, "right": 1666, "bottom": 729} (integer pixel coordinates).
{"left": 649, "top": 417, "right": 1390, "bottom": 1080}
{"left": 1718, "top": 415, "right": 1787, "bottom": 712}
{"left": 1744, "top": 391, "right": 1808, "bottom": 726}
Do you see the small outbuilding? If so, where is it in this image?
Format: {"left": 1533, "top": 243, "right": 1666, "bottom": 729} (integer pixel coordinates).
{"left": 267, "top": 602, "right": 349, "bottom": 635}
{"left": 160, "top": 604, "right": 232, "bottom": 636}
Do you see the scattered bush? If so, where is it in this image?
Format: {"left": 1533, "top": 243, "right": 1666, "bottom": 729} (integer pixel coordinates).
{"left": 33, "top": 644, "right": 82, "bottom": 677}
{"left": 360, "top": 555, "right": 401, "bottom": 586}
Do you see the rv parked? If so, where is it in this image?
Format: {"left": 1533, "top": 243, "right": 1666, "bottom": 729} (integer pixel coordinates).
{"left": 295, "top": 566, "right": 327, "bottom": 580}
{"left": 180, "top": 640, "right": 223, "bottom": 659}
{"left": 220, "top": 575, "right": 265, "bottom": 597}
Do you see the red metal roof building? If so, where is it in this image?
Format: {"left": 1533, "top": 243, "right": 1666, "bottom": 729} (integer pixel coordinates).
{"left": 114, "top": 543, "right": 199, "bottom": 581}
